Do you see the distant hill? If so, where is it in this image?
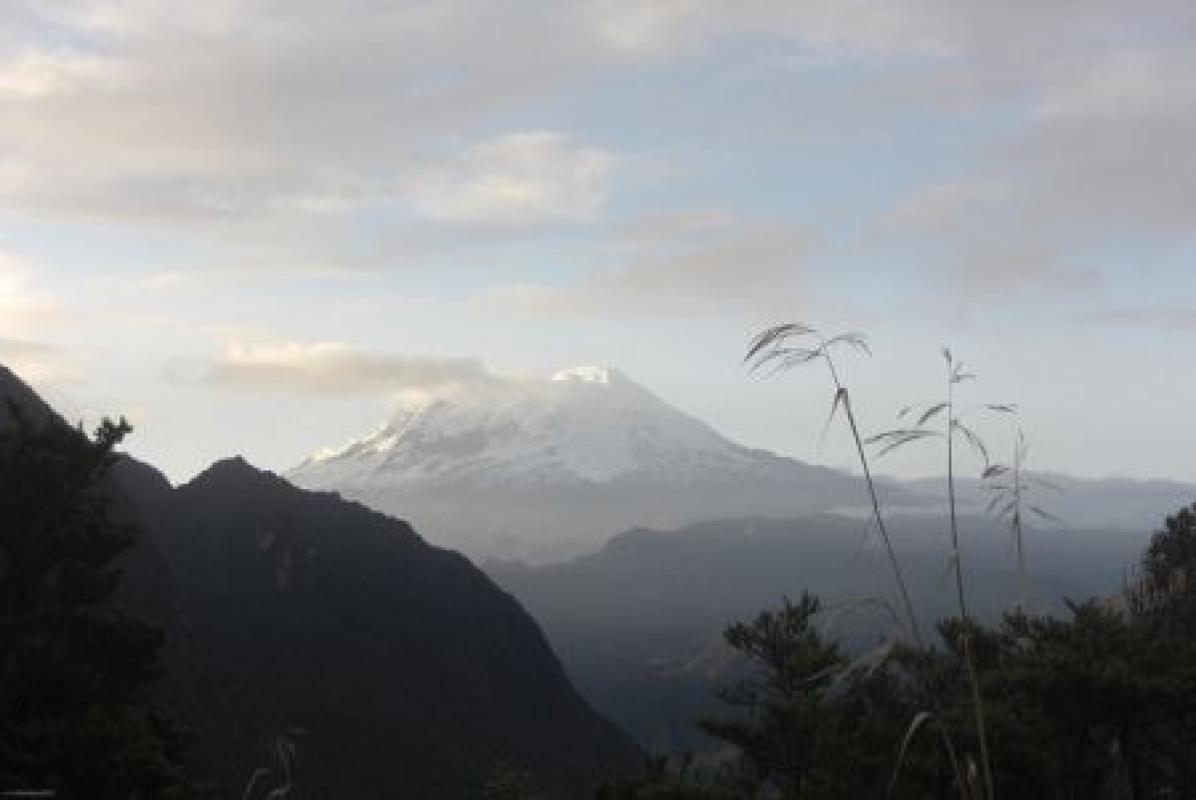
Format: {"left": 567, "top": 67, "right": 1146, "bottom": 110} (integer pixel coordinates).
{"left": 900, "top": 473, "right": 1196, "bottom": 533}
{"left": 488, "top": 514, "right": 1155, "bottom": 750}
{"left": 1, "top": 364, "right": 640, "bottom": 798}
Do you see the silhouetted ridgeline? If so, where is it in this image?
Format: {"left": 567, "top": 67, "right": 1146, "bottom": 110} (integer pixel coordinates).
{"left": 0, "top": 365, "right": 639, "bottom": 799}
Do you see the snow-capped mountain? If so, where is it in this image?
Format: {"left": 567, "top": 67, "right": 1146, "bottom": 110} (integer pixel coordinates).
{"left": 295, "top": 366, "right": 811, "bottom": 489}
{"left": 289, "top": 366, "right": 866, "bottom": 563}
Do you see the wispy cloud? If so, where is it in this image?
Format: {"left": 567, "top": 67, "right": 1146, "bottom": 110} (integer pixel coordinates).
{"left": 478, "top": 222, "right": 805, "bottom": 316}
{"left": 588, "top": 0, "right": 1196, "bottom": 73}
{"left": 1016, "top": 47, "right": 1196, "bottom": 235}
{"left": 1083, "top": 305, "right": 1196, "bottom": 331}
{"left": 172, "top": 342, "right": 493, "bottom": 394}
{"left": 879, "top": 38, "right": 1196, "bottom": 299}
{"left": 613, "top": 209, "right": 738, "bottom": 244}
{"left": 0, "top": 337, "right": 82, "bottom": 387}
{"left": 405, "top": 131, "right": 617, "bottom": 226}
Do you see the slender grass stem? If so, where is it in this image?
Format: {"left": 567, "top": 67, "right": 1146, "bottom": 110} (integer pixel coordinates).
{"left": 945, "top": 358, "right": 994, "bottom": 800}
{"left": 823, "top": 353, "right": 924, "bottom": 649}
{"left": 821, "top": 348, "right": 972, "bottom": 800}
{"left": 1012, "top": 429, "right": 1027, "bottom": 610}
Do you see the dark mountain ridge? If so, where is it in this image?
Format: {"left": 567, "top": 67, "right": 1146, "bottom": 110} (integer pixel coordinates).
{"left": 166, "top": 456, "right": 638, "bottom": 797}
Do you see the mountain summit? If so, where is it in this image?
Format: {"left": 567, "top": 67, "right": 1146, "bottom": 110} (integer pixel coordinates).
{"left": 551, "top": 364, "right": 625, "bottom": 385}
{"left": 290, "top": 367, "right": 866, "bottom": 562}
{"left": 294, "top": 365, "right": 791, "bottom": 488}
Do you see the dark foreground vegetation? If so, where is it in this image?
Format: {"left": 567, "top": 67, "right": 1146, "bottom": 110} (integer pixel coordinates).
{"left": 595, "top": 502, "right": 1196, "bottom": 798}
{"left": 0, "top": 406, "right": 191, "bottom": 797}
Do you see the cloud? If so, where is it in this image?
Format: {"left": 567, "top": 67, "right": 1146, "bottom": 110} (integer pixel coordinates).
{"left": 0, "top": 50, "right": 112, "bottom": 98}
{"left": 587, "top": 0, "right": 715, "bottom": 55}
{"left": 587, "top": 0, "right": 1196, "bottom": 71}
{"left": 0, "top": 336, "right": 54, "bottom": 359}
{"left": 877, "top": 37, "right": 1196, "bottom": 299}
{"left": 0, "top": 337, "right": 81, "bottom": 386}
{"left": 405, "top": 131, "right": 617, "bottom": 225}
{"left": 479, "top": 223, "right": 805, "bottom": 315}
{"left": 1, "top": 0, "right": 1189, "bottom": 265}
{"left": 883, "top": 179, "right": 1011, "bottom": 234}
{"left": 130, "top": 270, "right": 220, "bottom": 294}
{"left": 4, "top": 0, "right": 1194, "bottom": 314}
{"left": 1083, "top": 305, "right": 1196, "bottom": 331}
{"left": 0, "top": 10, "right": 450, "bottom": 224}
{"left": 613, "top": 209, "right": 738, "bottom": 244}
{"left": 174, "top": 342, "right": 494, "bottom": 394}
{"left": 0, "top": 3, "right": 640, "bottom": 234}
{"left": 8, "top": 1, "right": 1181, "bottom": 231}
{"left": 951, "top": 238, "right": 1103, "bottom": 300}
{"left": 1015, "top": 48, "right": 1196, "bottom": 235}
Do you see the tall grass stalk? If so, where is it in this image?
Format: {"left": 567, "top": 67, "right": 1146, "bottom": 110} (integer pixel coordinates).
{"left": 868, "top": 348, "right": 1013, "bottom": 800}
{"left": 983, "top": 425, "right": 1059, "bottom": 612}
{"left": 944, "top": 352, "right": 994, "bottom": 800}
{"left": 745, "top": 324, "right": 923, "bottom": 648}
{"left": 241, "top": 732, "right": 299, "bottom": 800}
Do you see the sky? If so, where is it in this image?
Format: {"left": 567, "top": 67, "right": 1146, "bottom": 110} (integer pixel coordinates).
{"left": 1, "top": 0, "right": 1194, "bottom": 485}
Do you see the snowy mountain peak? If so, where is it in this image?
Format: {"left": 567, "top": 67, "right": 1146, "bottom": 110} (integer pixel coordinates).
{"left": 551, "top": 365, "right": 623, "bottom": 386}
{"left": 288, "top": 364, "right": 858, "bottom": 562}
{"left": 291, "top": 365, "right": 767, "bottom": 490}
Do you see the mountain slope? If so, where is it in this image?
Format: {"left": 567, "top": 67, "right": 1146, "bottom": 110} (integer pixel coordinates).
{"left": 0, "top": 364, "right": 55, "bottom": 426}
{"left": 290, "top": 367, "right": 868, "bottom": 562}
{"left": 0, "top": 364, "right": 177, "bottom": 628}
{"left": 163, "top": 457, "right": 639, "bottom": 797}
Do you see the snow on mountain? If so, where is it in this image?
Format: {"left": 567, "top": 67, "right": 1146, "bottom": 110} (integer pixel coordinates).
{"left": 295, "top": 366, "right": 790, "bottom": 489}
{"left": 289, "top": 366, "right": 866, "bottom": 563}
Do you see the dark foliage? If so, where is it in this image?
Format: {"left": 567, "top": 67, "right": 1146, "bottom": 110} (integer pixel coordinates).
{"left": 603, "top": 503, "right": 1196, "bottom": 799}
{"left": 484, "top": 761, "right": 545, "bottom": 800}
{"left": 0, "top": 404, "right": 190, "bottom": 798}
{"left": 697, "top": 594, "right": 876, "bottom": 797}
{"left": 595, "top": 753, "right": 738, "bottom": 799}
{"left": 1135, "top": 502, "right": 1196, "bottom": 625}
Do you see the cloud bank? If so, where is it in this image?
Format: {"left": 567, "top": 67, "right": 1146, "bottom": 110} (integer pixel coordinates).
{"left": 176, "top": 342, "right": 494, "bottom": 395}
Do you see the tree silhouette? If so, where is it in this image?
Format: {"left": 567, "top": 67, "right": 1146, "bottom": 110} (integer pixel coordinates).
{"left": 1135, "top": 503, "right": 1196, "bottom": 621}
{"left": 0, "top": 404, "right": 189, "bottom": 798}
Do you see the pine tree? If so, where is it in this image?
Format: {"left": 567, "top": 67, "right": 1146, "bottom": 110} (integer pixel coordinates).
{"left": 0, "top": 404, "right": 189, "bottom": 798}
{"left": 697, "top": 593, "right": 908, "bottom": 798}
